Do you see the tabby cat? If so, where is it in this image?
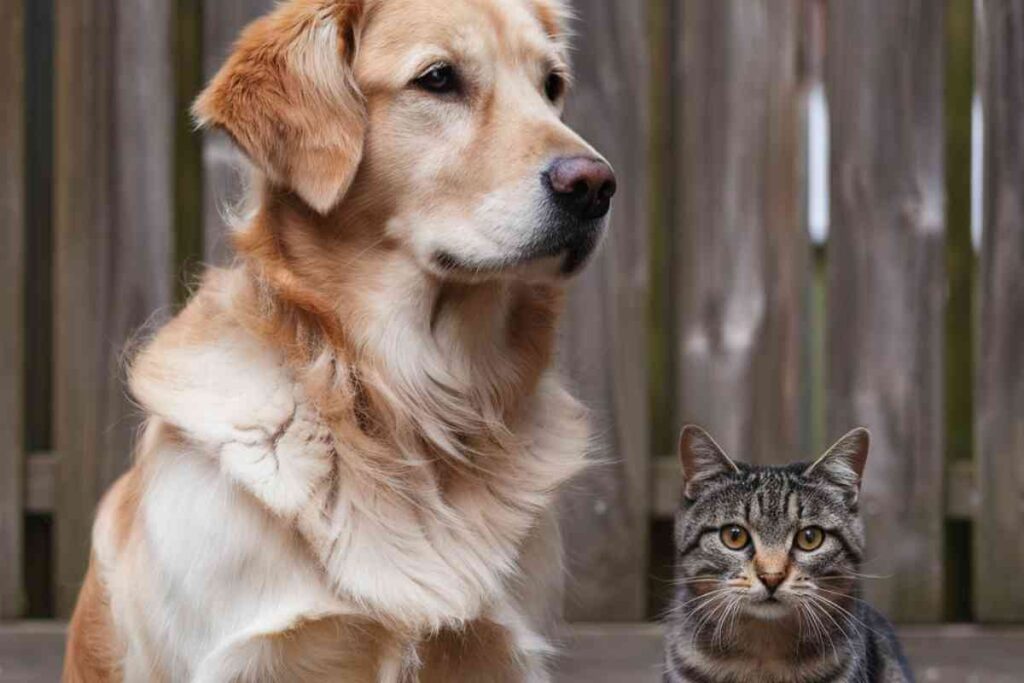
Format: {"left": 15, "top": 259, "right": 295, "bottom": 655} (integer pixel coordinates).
{"left": 664, "top": 426, "right": 913, "bottom": 683}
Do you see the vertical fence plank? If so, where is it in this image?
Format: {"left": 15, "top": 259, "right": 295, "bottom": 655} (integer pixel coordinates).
{"left": 559, "top": 0, "right": 650, "bottom": 621}
{"left": 975, "top": 0, "right": 1024, "bottom": 623}
{"left": 826, "top": 0, "right": 946, "bottom": 621}
{"left": 0, "top": 0, "right": 25, "bottom": 620}
{"left": 201, "top": 0, "right": 274, "bottom": 265}
{"left": 54, "top": 0, "right": 174, "bottom": 616}
{"left": 674, "top": 0, "right": 806, "bottom": 464}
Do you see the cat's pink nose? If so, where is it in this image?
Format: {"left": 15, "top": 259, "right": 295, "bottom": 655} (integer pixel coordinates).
{"left": 759, "top": 572, "right": 785, "bottom": 593}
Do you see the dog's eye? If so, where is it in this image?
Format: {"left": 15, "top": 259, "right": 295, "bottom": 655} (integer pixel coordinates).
{"left": 415, "top": 63, "right": 459, "bottom": 94}
{"left": 544, "top": 71, "right": 566, "bottom": 102}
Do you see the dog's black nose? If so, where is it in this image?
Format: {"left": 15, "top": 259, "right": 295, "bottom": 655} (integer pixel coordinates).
{"left": 545, "top": 157, "right": 617, "bottom": 220}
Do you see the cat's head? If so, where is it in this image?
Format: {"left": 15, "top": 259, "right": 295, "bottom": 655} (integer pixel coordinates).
{"left": 673, "top": 425, "right": 869, "bottom": 623}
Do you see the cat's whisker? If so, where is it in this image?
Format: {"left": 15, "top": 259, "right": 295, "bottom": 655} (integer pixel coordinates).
{"left": 805, "top": 592, "right": 889, "bottom": 642}
{"left": 711, "top": 595, "right": 741, "bottom": 649}
{"left": 801, "top": 598, "right": 841, "bottom": 663}
{"left": 688, "top": 592, "right": 735, "bottom": 646}
{"left": 671, "top": 576, "right": 724, "bottom": 587}
{"left": 674, "top": 589, "right": 730, "bottom": 625}
{"left": 816, "top": 572, "right": 890, "bottom": 582}
{"left": 670, "top": 587, "right": 735, "bottom": 614}
{"left": 812, "top": 584, "right": 877, "bottom": 607}
{"left": 725, "top": 595, "right": 744, "bottom": 643}
{"left": 802, "top": 593, "right": 853, "bottom": 643}
{"left": 705, "top": 595, "right": 738, "bottom": 649}
{"left": 796, "top": 603, "right": 821, "bottom": 648}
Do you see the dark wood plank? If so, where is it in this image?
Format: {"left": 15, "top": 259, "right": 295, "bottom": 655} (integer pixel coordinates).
{"left": 201, "top": 0, "right": 274, "bottom": 265}
{"left": 975, "top": 0, "right": 1024, "bottom": 623}
{"left": 174, "top": 0, "right": 205, "bottom": 301}
{"left": 826, "top": 0, "right": 946, "bottom": 621}
{"left": 53, "top": 0, "right": 174, "bottom": 616}
{"left": 673, "top": 0, "right": 806, "bottom": 464}
{"left": 559, "top": 0, "right": 651, "bottom": 621}
{"left": 23, "top": 0, "right": 55, "bottom": 459}
{"left": 942, "top": 0, "right": 975, "bottom": 623}
{"left": 0, "top": 0, "right": 26, "bottom": 620}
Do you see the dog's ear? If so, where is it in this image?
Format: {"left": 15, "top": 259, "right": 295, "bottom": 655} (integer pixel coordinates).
{"left": 193, "top": 1, "right": 365, "bottom": 214}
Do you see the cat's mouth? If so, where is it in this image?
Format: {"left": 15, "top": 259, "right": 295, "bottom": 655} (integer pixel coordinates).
{"left": 744, "top": 595, "right": 792, "bottom": 620}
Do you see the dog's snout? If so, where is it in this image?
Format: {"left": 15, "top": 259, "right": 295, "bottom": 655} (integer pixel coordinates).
{"left": 545, "top": 157, "right": 617, "bottom": 220}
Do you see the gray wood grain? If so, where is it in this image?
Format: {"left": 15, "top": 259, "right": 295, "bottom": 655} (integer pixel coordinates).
{"left": 826, "top": 0, "right": 946, "bottom": 621}
{"left": 559, "top": 0, "right": 651, "bottom": 620}
{"left": 974, "top": 0, "right": 1024, "bottom": 623}
{"left": 673, "top": 0, "right": 807, "bottom": 465}
{"left": 201, "top": 0, "right": 275, "bottom": 265}
{"left": 0, "top": 0, "right": 26, "bottom": 620}
{"left": 53, "top": 0, "right": 174, "bottom": 616}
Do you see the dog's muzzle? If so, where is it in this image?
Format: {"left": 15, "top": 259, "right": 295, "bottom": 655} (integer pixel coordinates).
{"left": 536, "top": 156, "right": 617, "bottom": 274}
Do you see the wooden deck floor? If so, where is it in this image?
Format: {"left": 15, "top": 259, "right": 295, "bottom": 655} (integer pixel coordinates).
{"left": 2, "top": 622, "right": 1022, "bottom": 682}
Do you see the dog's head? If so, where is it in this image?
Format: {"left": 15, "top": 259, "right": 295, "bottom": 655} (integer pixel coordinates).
{"left": 195, "top": 0, "right": 615, "bottom": 281}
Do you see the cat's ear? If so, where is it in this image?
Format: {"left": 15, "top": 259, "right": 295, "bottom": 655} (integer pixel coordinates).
{"left": 192, "top": 0, "right": 366, "bottom": 214}
{"left": 678, "top": 425, "right": 740, "bottom": 499}
{"left": 803, "top": 428, "right": 870, "bottom": 491}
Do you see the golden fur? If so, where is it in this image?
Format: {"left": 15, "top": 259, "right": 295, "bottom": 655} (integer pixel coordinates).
{"left": 64, "top": 0, "right": 609, "bottom": 680}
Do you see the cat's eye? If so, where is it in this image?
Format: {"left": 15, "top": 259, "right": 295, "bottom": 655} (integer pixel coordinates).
{"left": 415, "top": 63, "right": 459, "bottom": 94}
{"left": 720, "top": 525, "right": 750, "bottom": 550}
{"left": 795, "top": 526, "right": 825, "bottom": 551}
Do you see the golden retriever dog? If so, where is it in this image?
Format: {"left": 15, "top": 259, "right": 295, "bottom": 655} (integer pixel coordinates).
{"left": 63, "top": 0, "right": 616, "bottom": 680}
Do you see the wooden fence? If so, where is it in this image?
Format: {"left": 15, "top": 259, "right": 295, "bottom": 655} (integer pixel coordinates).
{"left": 1, "top": 0, "right": 1022, "bottom": 625}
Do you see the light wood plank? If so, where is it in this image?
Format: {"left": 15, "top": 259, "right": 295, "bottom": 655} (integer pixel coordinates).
{"left": 826, "top": 0, "right": 946, "bottom": 621}
{"left": 201, "top": 0, "right": 274, "bottom": 265}
{"left": 559, "top": 0, "right": 651, "bottom": 621}
{"left": 673, "top": 0, "right": 806, "bottom": 464}
{"left": 975, "top": 0, "right": 1024, "bottom": 623}
{"left": 53, "top": 0, "right": 174, "bottom": 616}
{"left": 0, "top": 0, "right": 26, "bottom": 620}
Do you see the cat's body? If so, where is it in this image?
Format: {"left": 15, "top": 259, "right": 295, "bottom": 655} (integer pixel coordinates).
{"left": 663, "top": 427, "right": 913, "bottom": 683}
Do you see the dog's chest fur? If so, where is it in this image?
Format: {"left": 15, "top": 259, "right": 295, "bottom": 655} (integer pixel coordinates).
{"left": 127, "top": 270, "right": 589, "bottom": 638}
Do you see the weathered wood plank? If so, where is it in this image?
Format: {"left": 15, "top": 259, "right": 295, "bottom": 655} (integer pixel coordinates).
{"left": 673, "top": 0, "right": 806, "bottom": 464}
{"left": 53, "top": 0, "right": 174, "bottom": 616}
{"left": 559, "top": 0, "right": 650, "bottom": 621}
{"left": 826, "top": 0, "right": 946, "bottom": 621}
{"left": 201, "top": 0, "right": 274, "bottom": 265}
{"left": 975, "top": 0, "right": 1024, "bottom": 623}
{"left": 23, "top": 0, "right": 55, "bottom": 461}
{"left": 25, "top": 453, "right": 58, "bottom": 516}
{"left": 0, "top": 0, "right": 26, "bottom": 620}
